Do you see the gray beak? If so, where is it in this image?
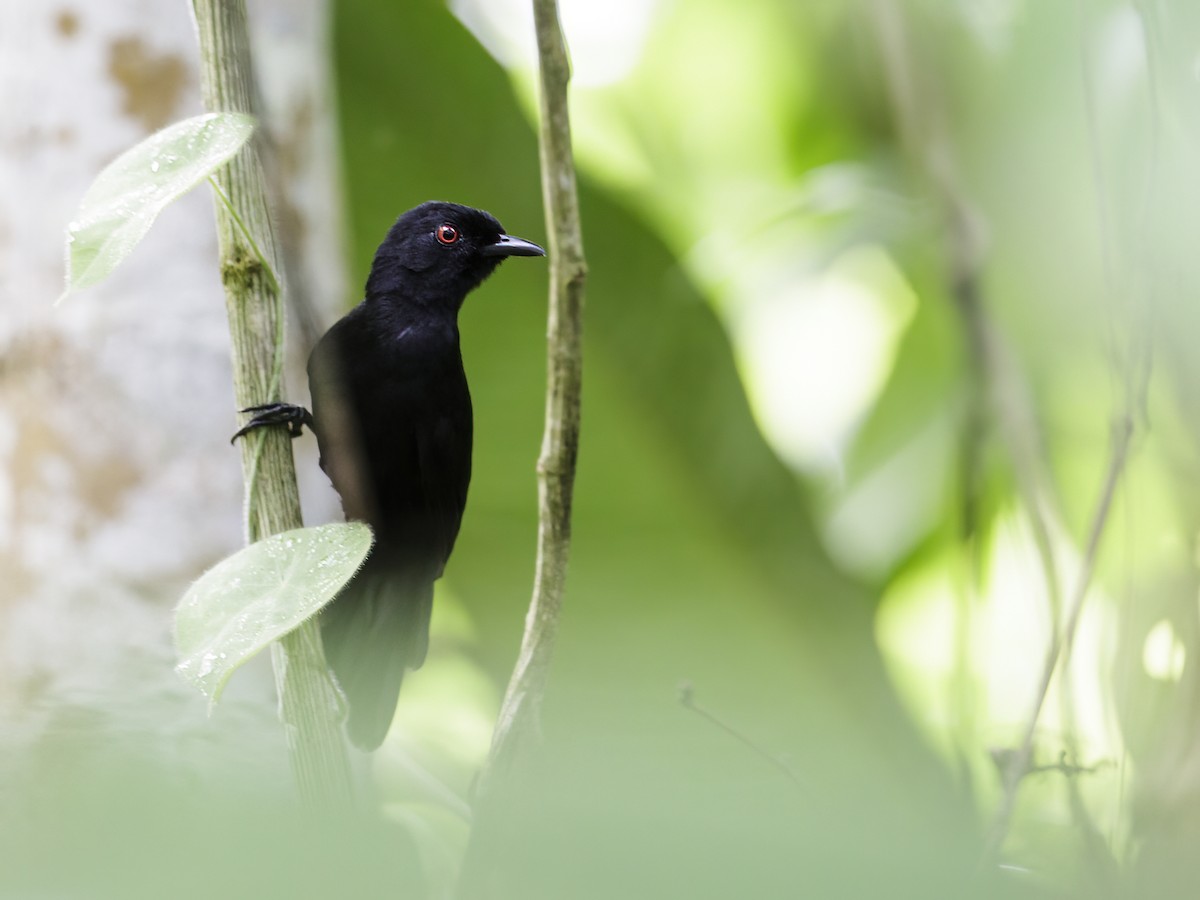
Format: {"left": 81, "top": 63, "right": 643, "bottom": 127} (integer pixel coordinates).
{"left": 482, "top": 233, "right": 546, "bottom": 258}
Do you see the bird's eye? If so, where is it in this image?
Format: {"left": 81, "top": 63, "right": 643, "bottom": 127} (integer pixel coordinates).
{"left": 436, "top": 224, "right": 459, "bottom": 245}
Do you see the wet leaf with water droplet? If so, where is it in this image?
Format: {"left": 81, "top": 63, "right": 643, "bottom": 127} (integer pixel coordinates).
{"left": 174, "top": 522, "right": 373, "bottom": 708}
{"left": 60, "top": 112, "right": 255, "bottom": 298}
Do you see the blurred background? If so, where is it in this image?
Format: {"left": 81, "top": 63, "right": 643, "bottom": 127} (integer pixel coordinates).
{"left": 3, "top": 0, "right": 1200, "bottom": 896}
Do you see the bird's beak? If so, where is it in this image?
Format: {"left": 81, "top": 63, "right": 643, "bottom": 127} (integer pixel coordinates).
{"left": 482, "top": 233, "right": 546, "bottom": 258}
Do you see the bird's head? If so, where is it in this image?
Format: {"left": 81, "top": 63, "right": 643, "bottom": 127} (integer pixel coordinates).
{"left": 365, "top": 201, "right": 544, "bottom": 308}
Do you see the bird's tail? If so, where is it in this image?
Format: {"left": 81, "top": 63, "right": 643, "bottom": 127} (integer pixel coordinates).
{"left": 320, "top": 555, "right": 433, "bottom": 751}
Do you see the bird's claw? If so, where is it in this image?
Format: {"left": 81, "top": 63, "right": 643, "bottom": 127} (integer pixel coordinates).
{"left": 231, "top": 402, "right": 314, "bottom": 444}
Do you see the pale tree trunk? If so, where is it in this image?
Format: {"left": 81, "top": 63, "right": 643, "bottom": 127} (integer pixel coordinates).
{"left": 0, "top": 0, "right": 345, "bottom": 788}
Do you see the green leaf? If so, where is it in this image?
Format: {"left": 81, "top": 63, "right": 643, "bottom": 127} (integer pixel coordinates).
{"left": 61, "top": 112, "right": 256, "bottom": 297}
{"left": 174, "top": 522, "right": 373, "bottom": 706}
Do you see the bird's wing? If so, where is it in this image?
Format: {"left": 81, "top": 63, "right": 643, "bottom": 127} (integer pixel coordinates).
{"left": 307, "top": 318, "right": 379, "bottom": 524}
{"left": 415, "top": 406, "right": 473, "bottom": 576}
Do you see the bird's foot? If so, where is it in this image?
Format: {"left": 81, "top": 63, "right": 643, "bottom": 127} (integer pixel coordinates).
{"left": 231, "top": 402, "right": 314, "bottom": 444}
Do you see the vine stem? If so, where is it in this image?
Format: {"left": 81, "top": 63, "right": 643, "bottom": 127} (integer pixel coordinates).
{"left": 191, "top": 0, "right": 352, "bottom": 811}
{"left": 474, "top": 0, "right": 585, "bottom": 801}
{"left": 457, "top": 0, "right": 586, "bottom": 892}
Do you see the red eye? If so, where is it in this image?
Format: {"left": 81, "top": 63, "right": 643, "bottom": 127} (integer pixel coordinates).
{"left": 436, "top": 224, "right": 459, "bottom": 245}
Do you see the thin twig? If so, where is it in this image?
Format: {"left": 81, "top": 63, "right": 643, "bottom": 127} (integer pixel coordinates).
{"left": 982, "top": 414, "right": 1133, "bottom": 863}
{"left": 982, "top": 0, "right": 1162, "bottom": 859}
{"left": 679, "top": 682, "right": 804, "bottom": 790}
{"left": 989, "top": 747, "right": 1114, "bottom": 780}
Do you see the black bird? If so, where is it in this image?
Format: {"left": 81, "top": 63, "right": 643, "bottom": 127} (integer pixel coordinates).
{"left": 234, "top": 201, "right": 544, "bottom": 750}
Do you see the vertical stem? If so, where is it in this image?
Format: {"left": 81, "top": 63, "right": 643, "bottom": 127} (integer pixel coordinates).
{"left": 476, "top": 0, "right": 586, "bottom": 804}
{"left": 458, "top": 0, "right": 586, "bottom": 892}
{"left": 191, "top": 0, "right": 352, "bottom": 810}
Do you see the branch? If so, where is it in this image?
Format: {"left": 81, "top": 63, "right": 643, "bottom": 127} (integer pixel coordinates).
{"left": 458, "top": 0, "right": 585, "bottom": 891}
{"left": 191, "top": 0, "right": 352, "bottom": 810}
{"left": 474, "top": 0, "right": 586, "bottom": 806}
{"left": 679, "top": 682, "right": 805, "bottom": 791}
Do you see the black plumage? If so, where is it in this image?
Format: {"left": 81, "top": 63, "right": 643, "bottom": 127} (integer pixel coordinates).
{"left": 235, "top": 201, "right": 544, "bottom": 749}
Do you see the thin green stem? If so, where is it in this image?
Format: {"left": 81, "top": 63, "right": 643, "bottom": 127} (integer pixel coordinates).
{"left": 208, "top": 172, "right": 289, "bottom": 532}
{"left": 208, "top": 173, "right": 282, "bottom": 297}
